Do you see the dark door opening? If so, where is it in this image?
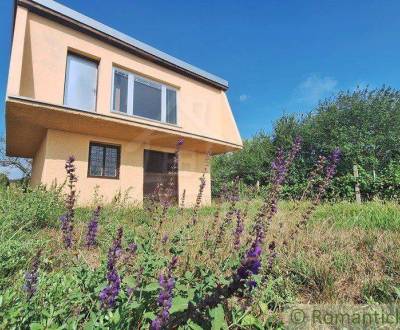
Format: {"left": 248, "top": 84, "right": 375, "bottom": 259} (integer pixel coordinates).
{"left": 143, "top": 149, "right": 178, "bottom": 204}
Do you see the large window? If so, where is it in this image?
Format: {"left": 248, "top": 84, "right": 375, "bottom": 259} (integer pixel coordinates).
{"left": 64, "top": 53, "right": 98, "bottom": 112}
{"left": 112, "top": 67, "right": 177, "bottom": 125}
{"left": 88, "top": 142, "right": 121, "bottom": 179}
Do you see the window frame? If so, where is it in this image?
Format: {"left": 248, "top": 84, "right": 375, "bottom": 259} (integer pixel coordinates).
{"left": 87, "top": 142, "right": 121, "bottom": 180}
{"left": 111, "top": 67, "right": 179, "bottom": 126}
{"left": 63, "top": 51, "right": 99, "bottom": 112}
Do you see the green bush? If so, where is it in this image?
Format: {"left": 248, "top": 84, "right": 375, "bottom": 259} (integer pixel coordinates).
{"left": 0, "top": 185, "right": 64, "bottom": 231}
{"left": 212, "top": 87, "right": 400, "bottom": 201}
{"left": 0, "top": 173, "right": 9, "bottom": 188}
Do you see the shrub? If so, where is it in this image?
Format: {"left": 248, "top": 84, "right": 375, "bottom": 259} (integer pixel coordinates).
{"left": 0, "top": 173, "right": 9, "bottom": 188}
{"left": 0, "top": 185, "right": 64, "bottom": 231}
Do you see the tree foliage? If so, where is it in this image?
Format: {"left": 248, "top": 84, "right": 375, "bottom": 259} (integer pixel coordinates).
{"left": 212, "top": 87, "right": 400, "bottom": 200}
{"left": 0, "top": 137, "right": 32, "bottom": 179}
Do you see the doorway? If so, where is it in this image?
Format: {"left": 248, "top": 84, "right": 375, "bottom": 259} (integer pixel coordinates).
{"left": 143, "top": 149, "right": 178, "bottom": 204}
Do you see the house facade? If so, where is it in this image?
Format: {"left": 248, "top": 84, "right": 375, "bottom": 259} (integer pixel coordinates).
{"left": 5, "top": 0, "right": 242, "bottom": 205}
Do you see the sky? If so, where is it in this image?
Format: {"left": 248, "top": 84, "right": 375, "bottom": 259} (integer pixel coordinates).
{"left": 1, "top": 0, "right": 400, "bottom": 143}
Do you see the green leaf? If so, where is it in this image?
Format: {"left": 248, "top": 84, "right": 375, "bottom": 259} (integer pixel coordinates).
{"left": 170, "top": 296, "right": 189, "bottom": 314}
{"left": 142, "top": 282, "right": 160, "bottom": 292}
{"left": 209, "top": 304, "right": 227, "bottom": 330}
{"left": 30, "top": 323, "right": 44, "bottom": 330}
{"left": 111, "top": 309, "right": 120, "bottom": 324}
{"left": 259, "top": 302, "right": 269, "bottom": 314}
{"left": 187, "top": 320, "right": 203, "bottom": 330}
{"left": 241, "top": 314, "right": 262, "bottom": 327}
{"left": 143, "top": 311, "right": 156, "bottom": 320}
{"left": 123, "top": 275, "right": 136, "bottom": 288}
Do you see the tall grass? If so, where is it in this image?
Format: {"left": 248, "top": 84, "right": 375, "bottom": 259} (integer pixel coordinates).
{"left": 313, "top": 201, "right": 400, "bottom": 231}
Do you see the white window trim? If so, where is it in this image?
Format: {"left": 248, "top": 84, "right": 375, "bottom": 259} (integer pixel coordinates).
{"left": 111, "top": 67, "right": 178, "bottom": 126}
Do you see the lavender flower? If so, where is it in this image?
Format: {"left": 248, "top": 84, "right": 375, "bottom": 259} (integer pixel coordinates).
{"left": 158, "top": 140, "right": 184, "bottom": 229}
{"left": 180, "top": 189, "right": 186, "bottom": 210}
{"left": 127, "top": 242, "right": 137, "bottom": 255}
{"left": 86, "top": 206, "right": 101, "bottom": 247}
{"left": 300, "top": 155, "right": 327, "bottom": 201}
{"left": 99, "top": 227, "right": 123, "bottom": 309}
{"left": 267, "top": 241, "right": 277, "bottom": 271}
{"left": 286, "top": 136, "right": 302, "bottom": 165}
{"left": 59, "top": 156, "right": 77, "bottom": 248}
{"left": 165, "top": 237, "right": 263, "bottom": 327}
{"left": 151, "top": 256, "right": 178, "bottom": 330}
{"left": 161, "top": 234, "right": 168, "bottom": 245}
{"left": 325, "top": 148, "right": 341, "bottom": 180}
{"left": 204, "top": 208, "right": 220, "bottom": 243}
{"left": 211, "top": 178, "right": 241, "bottom": 255}
{"left": 237, "top": 240, "right": 262, "bottom": 280}
{"left": 288, "top": 148, "right": 342, "bottom": 240}
{"left": 313, "top": 147, "right": 341, "bottom": 205}
{"left": 23, "top": 250, "right": 41, "bottom": 299}
{"left": 65, "top": 155, "right": 78, "bottom": 185}
{"left": 126, "top": 286, "right": 134, "bottom": 297}
{"left": 224, "top": 176, "right": 241, "bottom": 224}
{"left": 253, "top": 138, "right": 302, "bottom": 241}
{"left": 271, "top": 148, "right": 288, "bottom": 187}
{"left": 190, "top": 174, "right": 207, "bottom": 226}
{"left": 233, "top": 210, "right": 244, "bottom": 249}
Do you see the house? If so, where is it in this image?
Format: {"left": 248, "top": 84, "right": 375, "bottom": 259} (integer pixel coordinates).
{"left": 5, "top": 0, "right": 242, "bottom": 206}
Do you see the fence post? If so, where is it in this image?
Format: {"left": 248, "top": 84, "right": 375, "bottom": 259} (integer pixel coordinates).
{"left": 353, "top": 164, "right": 362, "bottom": 204}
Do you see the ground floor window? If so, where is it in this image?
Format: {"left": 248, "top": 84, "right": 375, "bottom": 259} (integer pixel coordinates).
{"left": 88, "top": 142, "right": 120, "bottom": 179}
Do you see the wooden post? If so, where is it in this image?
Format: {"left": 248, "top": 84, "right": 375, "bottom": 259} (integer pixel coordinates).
{"left": 353, "top": 164, "right": 362, "bottom": 204}
{"left": 256, "top": 180, "right": 260, "bottom": 192}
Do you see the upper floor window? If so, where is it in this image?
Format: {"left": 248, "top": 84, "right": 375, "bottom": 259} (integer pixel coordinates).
{"left": 64, "top": 53, "right": 98, "bottom": 112}
{"left": 112, "top": 67, "right": 177, "bottom": 125}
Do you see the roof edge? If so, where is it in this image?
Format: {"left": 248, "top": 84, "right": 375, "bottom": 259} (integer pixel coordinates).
{"left": 16, "top": 0, "right": 229, "bottom": 90}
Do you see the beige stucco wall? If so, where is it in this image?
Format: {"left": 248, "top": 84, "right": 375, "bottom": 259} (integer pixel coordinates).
{"left": 13, "top": 9, "right": 241, "bottom": 147}
{"left": 35, "top": 129, "right": 210, "bottom": 206}
{"left": 31, "top": 131, "right": 47, "bottom": 185}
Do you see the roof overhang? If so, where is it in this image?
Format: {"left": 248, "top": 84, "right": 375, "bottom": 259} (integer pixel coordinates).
{"left": 15, "top": 0, "right": 229, "bottom": 91}
{"left": 6, "top": 96, "right": 242, "bottom": 157}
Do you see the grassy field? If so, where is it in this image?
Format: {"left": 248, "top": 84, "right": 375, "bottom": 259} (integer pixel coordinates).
{"left": 1, "top": 185, "right": 400, "bottom": 329}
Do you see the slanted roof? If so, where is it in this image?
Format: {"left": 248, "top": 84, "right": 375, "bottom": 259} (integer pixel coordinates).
{"left": 16, "top": 0, "right": 229, "bottom": 90}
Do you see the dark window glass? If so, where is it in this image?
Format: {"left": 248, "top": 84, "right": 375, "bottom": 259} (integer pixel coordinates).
{"left": 88, "top": 143, "right": 120, "bottom": 178}
{"left": 89, "top": 145, "right": 104, "bottom": 176}
{"left": 113, "top": 71, "right": 128, "bottom": 113}
{"left": 166, "top": 89, "right": 177, "bottom": 124}
{"left": 143, "top": 150, "right": 178, "bottom": 204}
{"left": 133, "top": 77, "right": 161, "bottom": 121}
{"left": 104, "top": 147, "right": 118, "bottom": 177}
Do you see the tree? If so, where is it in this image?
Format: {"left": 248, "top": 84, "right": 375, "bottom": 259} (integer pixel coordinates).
{"left": 0, "top": 137, "right": 32, "bottom": 178}
{"left": 212, "top": 86, "right": 400, "bottom": 200}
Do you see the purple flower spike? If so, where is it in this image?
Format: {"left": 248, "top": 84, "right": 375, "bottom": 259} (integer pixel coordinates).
{"left": 99, "top": 227, "right": 123, "bottom": 309}
{"left": 271, "top": 148, "right": 288, "bottom": 187}
{"left": 237, "top": 240, "right": 262, "bottom": 287}
{"left": 23, "top": 250, "right": 41, "bottom": 299}
{"left": 326, "top": 148, "right": 341, "bottom": 179}
{"left": 86, "top": 206, "right": 101, "bottom": 247}
{"left": 161, "top": 234, "right": 168, "bottom": 245}
{"left": 127, "top": 242, "right": 137, "bottom": 255}
{"left": 60, "top": 156, "right": 77, "bottom": 248}
{"left": 151, "top": 256, "right": 178, "bottom": 329}
{"left": 233, "top": 210, "right": 244, "bottom": 249}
